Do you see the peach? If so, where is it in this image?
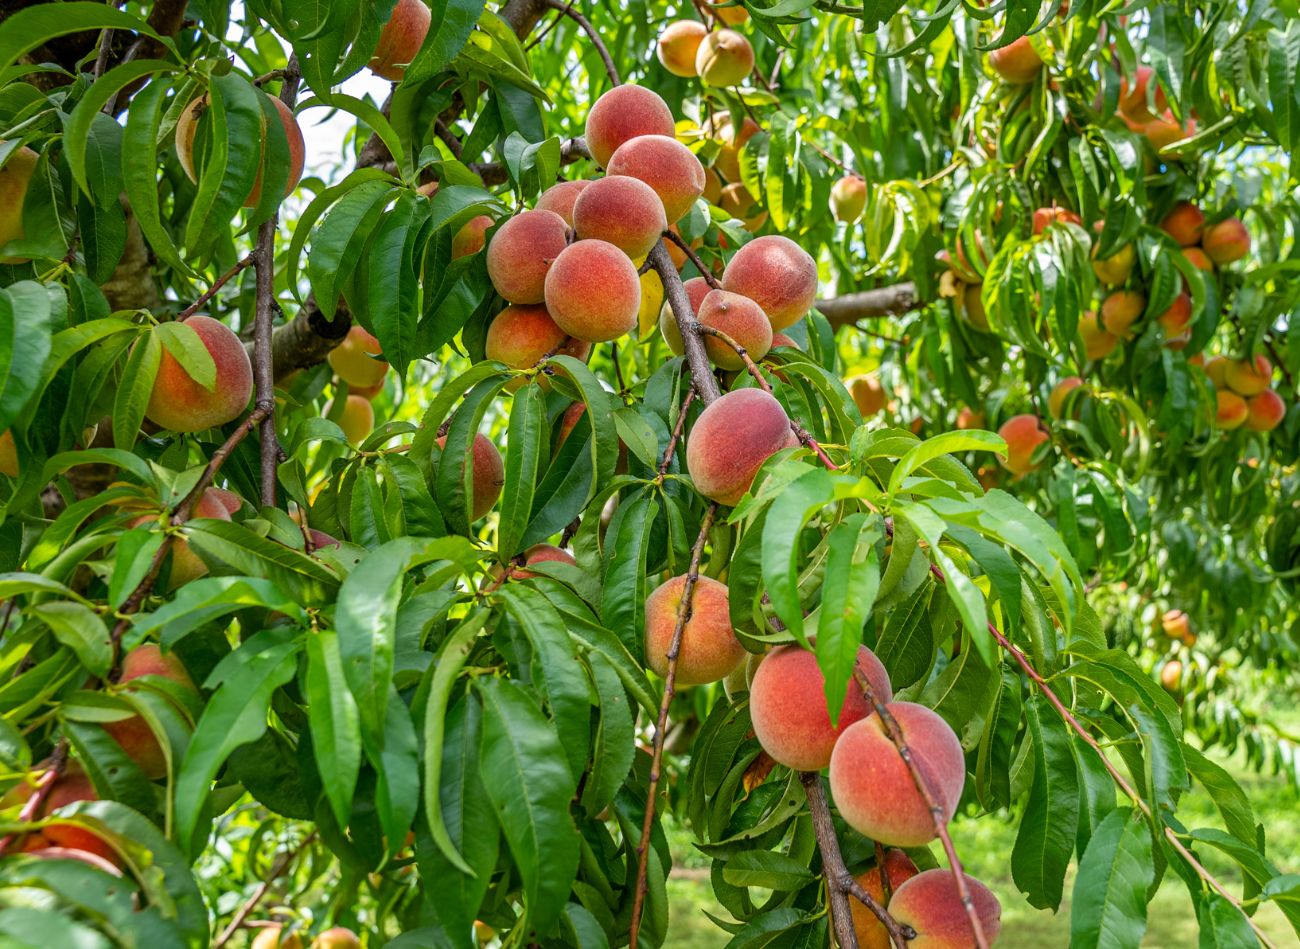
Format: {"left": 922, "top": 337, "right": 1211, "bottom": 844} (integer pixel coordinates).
{"left": 308, "top": 529, "right": 340, "bottom": 551}
{"left": 770, "top": 331, "right": 800, "bottom": 350}
{"left": 830, "top": 175, "right": 867, "bottom": 224}
{"left": 1139, "top": 110, "right": 1196, "bottom": 152}
{"left": 175, "top": 95, "right": 305, "bottom": 207}
{"left": 312, "top": 929, "right": 360, "bottom": 949}
{"left": 584, "top": 85, "right": 676, "bottom": 169}
{"left": 1160, "top": 201, "right": 1205, "bottom": 247}
{"left": 1245, "top": 390, "right": 1286, "bottom": 432}
{"left": 1215, "top": 390, "right": 1248, "bottom": 429}
{"left": 696, "top": 288, "right": 773, "bottom": 369}
{"left": 484, "top": 303, "right": 592, "bottom": 388}
{"left": 572, "top": 175, "right": 667, "bottom": 259}
{"left": 330, "top": 394, "right": 374, "bottom": 445}
{"left": 0, "top": 145, "right": 38, "bottom": 261}
{"left": 644, "top": 575, "right": 746, "bottom": 685}
{"left": 486, "top": 209, "right": 570, "bottom": 304}
{"left": 104, "top": 645, "right": 194, "bottom": 778}
{"left": 638, "top": 268, "right": 667, "bottom": 337}
{"left": 1202, "top": 217, "right": 1250, "bottom": 265}
{"left": 828, "top": 702, "right": 965, "bottom": 846}
{"left": 702, "top": 166, "right": 724, "bottom": 204}
{"left": 997, "top": 413, "right": 1049, "bottom": 475}
{"left": 606, "top": 134, "right": 707, "bottom": 224}
{"left": 251, "top": 926, "right": 303, "bottom": 949}
{"left": 1032, "top": 206, "right": 1082, "bottom": 234}
{"left": 955, "top": 406, "right": 985, "bottom": 430}
{"left": 719, "top": 181, "right": 767, "bottom": 231}
{"left": 534, "top": 179, "right": 590, "bottom": 227}
{"left": 146, "top": 315, "right": 253, "bottom": 432}
{"left": 659, "top": 276, "right": 711, "bottom": 355}
{"left": 137, "top": 488, "right": 232, "bottom": 587}
{"left": 328, "top": 325, "right": 388, "bottom": 389}
{"left": 1048, "top": 376, "right": 1084, "bottom": 420}
{"left": 1182, "top": 246, "right": 1214, "bottom": 273}
{"left": 988, "top": 35, "right": 1043, "bottom": 84}
{"left": 207, "top": 487, "right": 244, "bottom": 515}
{"left": 437, "top": 433, "right": 504, "bottom": 521}
{"left": 543, "top": 239, "right": 641, "bottom": 343}
{"left": 849, "top": 375, "right": 887, "bottom": 417}
{"left": 709, "top": 0, "right": 749, "bottom": 24}
{"left": 1224, "top": 355, "right": 1271, "bottom": 396}
{"left": 685, "top": 388, "right": 798, "bottom": 505}
{"left": 513, "top": 544, "right": 578, "bottom": 578}
{"left": 1156, "top": 291, "right": 1193, "bottom": 338}
{"left": 720, "top": 235, "right": 818, "bottom": 330}
{"left": 887, "top": 869, "right": 1003, "bottom": 947}
{"left": 4, "top": 761, "right": 117, "bottom": 865}
{"left": 1119, "top": 65, "right": 1167, "bottom": 120}
{"left": 703, "top": 114, "right": 760, "bottom": 183}
{"left": 696, "top": 29, "right": 754, "bottom": 87}
{"left": 1100, "top": 289, "right": 1145, "bottom": 339}
{"left": 0, "top": 429, "right": 17, "bottom": 478}
{"left": 452, "top": 214, "right": 493, "bottom": 258}
{"left": 749, "top": 643, "right": 893, "bottom": 772}
{"left": 369, "top": 0, "right": 432, "bottom": 81}
{"left": 1161, "top": 609, "right": 1192, "bottom": 642}
{"left": 1160, "top": 660, "right": 1182, "bottom": 692}
{"left": 960, "top": 283, "right": 989, "bottom": 331}
{"left": 657, "top": 20, "right": 708, "bottom": 77}
{"left": 1091, "top": 241, "right": 1135, "bottom": 285}
{"left": 851, "top": 850, "right": 920, "bottom": 949}
{"left": 1202, "top": 355, "right": 1229, "bottom": 388}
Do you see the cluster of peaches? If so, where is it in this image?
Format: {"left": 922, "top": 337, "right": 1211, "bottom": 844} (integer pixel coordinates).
{"left": 656, "top": 1, "right": 756, "bottom": 88}
{"left": 645, "top": 576, "right": 1001, "bottom": 945}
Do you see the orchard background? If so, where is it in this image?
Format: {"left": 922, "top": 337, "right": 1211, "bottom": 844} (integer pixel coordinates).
{"left": 0, "top": 0, "right": 1297, "bottom": 946}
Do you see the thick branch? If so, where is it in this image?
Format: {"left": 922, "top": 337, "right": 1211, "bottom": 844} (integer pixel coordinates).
{"left": 816, "top": 283, "right": 921, "bottom": 329}
{"left": 648, "top": 242, "right": 722, "bottom": 405}
{"left": 499, "top": 0, "right": 552, "bottom": 36}
{"left": 256, "top": 296, "right": 352, "bottom": 381}
{"left": 471, "top": 136, "right": 591, "bottom": 187}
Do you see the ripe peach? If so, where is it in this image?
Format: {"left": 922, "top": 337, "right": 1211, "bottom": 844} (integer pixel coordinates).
{"left": 988, "top": 35, "right": 1043, "bottom": 84}
{"left": 1160, "top": 660, "right": 1182, "bottom": 692}
{"left": 437, "top": 433, "right": 504, "bottom": 521}
{"left": 887, "top": 869, "right": 1003, "bottom": 947}
{"left": 830, "top": 175, "right": 867, "bottom": 224}
{"left": 584, "top": 85, "right": 676, "bottom": 168}
{"left": 486, "top": 209, "right": 570, "bottom": 305}
{"left": 0, "top": 145, "right": 38, "bottom": 261}
{"left": 644, "top": 575, "right": 746, "bottom": 685}
{"left": 702, "top": 165, "right": 724, "bottom": 204}
{"left": 534, "top": 179, "right": 590, "bottom": 227}
{"left": 544, "top": 239, "right": 641, "bottom": 343}
{"left": 251, "top": 926, "right": 303, "bottom": 949}
{"left": 485, "top": 303, "right": 592, "bottom": 389}
{"left": 1032, "top": 205, "right": 1082, "bottom": 235}
{"left": 696, "top": 29, "right": 754, "bottom": 87}
{"left": 1245, "top": 390, "right": 1286, "bottom": 432}
{"left": 1091, "top": 241, "right": 1135, "bottom": 286}
{"left": 658, "top": 276, "right": 711, "bottom": 355}
{"left": 1223, "top": 355, "right": 1272, "bottom": 396}
{"left": 851, "top": 850, "right": 920, "bottom": 949}
{"left": 849, "top": 375, "right": 887, "bottom": 417}
{"left": 997, "top": 414, "right": 1049, "bottom": 475}
{"left": 657, "top": 20, "right": 707, "bottom": 77}
{"left": 1119, "top": 65, "right": 1167, "bottom": 120}
{"left": 0, "top": 429, "right": 17, "bottom": 478}
{"left": 328, "top": 325, "right": 389, "bottom": 389}
{"left": 1100, "top": 289, "right": 1145, "bottom": 339}
{"left": 709, "top": 0, "right": 749, "bottom": 24}
{"left": 4, "top": 761, "right": 117, "bottom": 865}
{"left": 685, "top": 388, "right": 798, "bottom": 505}
{"left": 104, "top": 645, "right": 194, "bottom": 779}
{"left": 369, "top": 0, "right": 432, "bottom": 81}
{"left": 1215, "top": 390, "right": 1248, "bottom": 429}
{"left": 511, "top": 544, "right": 578, "bottom": 579}
{"left": 703, "top": 114, "right": 760, "bottom": 183}
{"left": 1156, "top": 291, "right": 1193, "bottom": 338}
{"left": 1161, "top": 609, "right": 1192, "bottom": 643}
{"left": 1202, "top": 355, "right": 1229, "bottom": 388}
{"left": 175, "top": 95, "right": 305, "bottom": 207}
{"left": 955, "top": 406, "right": 985, "bottom": 430}
{"left": 606, "top": 134, "right": 707, "bottom": 224}
{"left": 696, "top": 289, "right": 772, "bottom": 369}
{"left": 1048, "top": 376, "right": 1084, "bottom": 420}
{"left": 770, "top": 331, "right": 800, "bottom": 350}
{"left": 313, "top": 929, "right": 360, "bottom": 949}
{"left": 720, "top": 235, "right": 818, "bottom": 330}
{"left": 328, "top": 394, "right": 374, "bottom": 445}
{"left": 749, "top": 643, "right": 893, "bottom": 772}
{"left": 131, "top": 488, "right": 232, "bottom": 587}
{"left": 572, "top": 175, "right": 667, "bottom": 260}
{"left": 452, "top": 215, "right": 493, "bottom": 259}
{"left": 1160, "top": 201, "right": 1205, "bottom": 247}
{"left": 719, "top": 181, "right": 767, "bottom": 231}
{"left": 1201, "top": 217, "right": 1250, "bottom": 265}
{"left": 828, "top": 702, "right": 965, "bottom": 846}
{"left": 146, "top": 315, "right": 253, "bottom": 432}
{"left": 1182, "top": 246, "right": 1214, "bottom": 273}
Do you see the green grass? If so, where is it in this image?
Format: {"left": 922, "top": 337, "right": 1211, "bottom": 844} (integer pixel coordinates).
{"left": 663, "top": 747, "right": 1300, "bottom": 947}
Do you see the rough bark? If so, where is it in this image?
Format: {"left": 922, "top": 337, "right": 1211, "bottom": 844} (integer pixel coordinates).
{"left": 816, "top": 282, "right": 921, "bottom": 328}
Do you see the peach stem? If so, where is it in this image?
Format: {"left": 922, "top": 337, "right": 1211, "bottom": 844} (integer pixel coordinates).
{"left": 0, "top": 739, "right": 68, "bottom": 856}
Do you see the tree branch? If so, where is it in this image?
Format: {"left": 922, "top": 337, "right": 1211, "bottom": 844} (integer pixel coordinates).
{"left": 471, "top": 136, "right": 591, "bottom": 187}
{"left": 662, "top": 229, "right": 720, "bottom": 288}
{"left": 648, "top": 242, "right": 722, "bottom": 405}
{"left": 178, "top": 254, "right": 254, "bottom": 322}
{"left": 211, "top": 831, "right": 318, "bottom": 949}
{"left": 816, "top": 283, "right": 921, "bottom": 329}
{"left": 0, "top": 739, "right": 69, "bottom": 857}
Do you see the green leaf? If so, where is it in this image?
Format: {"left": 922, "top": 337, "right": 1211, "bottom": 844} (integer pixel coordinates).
{"left": 184, "top": 74, "right": 264, "bottom": 257}
{"left": 815, "top": 513, "right": 883, "bottom": 725}
{"left": 1070, "top": 808, "right": 1154, "bottom": 949}
{"left": 888, "top": 430, "right": 1005, "bottom": 496}
{"left": 362, "top": 190, "right": 424, "bottom": 372}
{"left": 581, "top": 651, "right": 635, "bottom": 816}
{"left": 497, "top": 383, "right": 546, "bottom": 561}
{"left": 131, "top": 576, "right": 305, "bottom": 646}
{"left": 27, "top": 602, "right": 112, "bottom": 677}
{"left": 112, "top": 328, "right": 161, "bottom": 450}
{"left": 305, "top": 629, "right": 362, "bottom": 830}
{"left": 66, "top": 60, "right": 175, "bottom": 201}
{"left": 476, "top": 678, "right": 580, "bottom": 938}
{"left": 154, "top": 321, "right": 217, "bottom": 392}
{"left": 402, "top": 0, "right": 487, "bottom": 85}
{"left": 722, "top": 850, "right": 816, "bottom": 891}
{"left": 760, "top": 467, "right": 835, "bottom": 643}
{"left": 1012, "top": 694, "right": 1080, "bottom": 910}
{"left": 122, "top": 78, "right": 191, "bottom": 275}
{"left": 0, "top": 3, "right": 169, "bottom": 70}
{"left": 184, "top": 519, "right": 339, "bottom": 605}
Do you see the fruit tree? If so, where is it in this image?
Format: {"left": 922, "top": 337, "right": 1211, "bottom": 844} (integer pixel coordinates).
{"left": 0, "top": 0, "right": 1296, "bottom": 947}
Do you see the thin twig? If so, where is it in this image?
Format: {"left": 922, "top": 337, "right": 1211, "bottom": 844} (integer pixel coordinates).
{"left": 211, "top": 831, "right": 318, "bottom": 949}
{"left": 629, "top": 503, "right": 718, "bottom": 949}
{"left": 0, "top": 740, "right": 69, "bottom": 856}
{"left": 661, "top": 229, "right": 721, "bottom": 289}
{"left": 177, "top": 255, "right": 255, "bottom": 322}
{"left": 610, "top": 341, "right": 628, "bottom": 397}
{"left": 433, "top": 118, "right": 464, "bottom": 159}
{"left": 1263, "top": 334, "right": 1294, "bottom": 390}
{"left": 658, "top": 388, "right": 696, "bottom": 477}
{"left": 524, "top": 0, "right": 575, "bottom": 50}
{"left": 694, "top": 324, "right": 771, "bottom": 391}
{"left": 542, "top": 0, "right": 619, "bottom": 85}
{"left": 648, "top": 243, "right": 722, "bottom": 404}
